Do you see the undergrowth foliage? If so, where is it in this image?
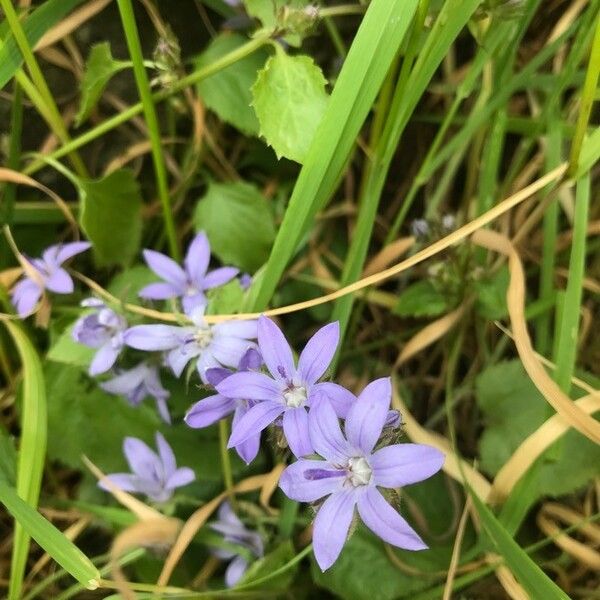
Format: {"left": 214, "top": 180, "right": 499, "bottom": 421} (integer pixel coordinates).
{"left": 0, "top": 0, "right": 599, "bottom": 599}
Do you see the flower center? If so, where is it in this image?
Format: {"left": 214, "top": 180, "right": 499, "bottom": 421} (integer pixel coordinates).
{"left": 194, "top": 327, "right": 213, "bottom": 348}
{"left": 283, "top": 385, "right": 307, "bottom": 408}
{"left": 185, "top": 284, "right": 199, "bottom": 297}
{"left": 346, "top": 457, "right": 372, "bottom": 487}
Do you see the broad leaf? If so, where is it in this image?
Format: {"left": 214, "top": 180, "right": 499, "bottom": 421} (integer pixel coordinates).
{"left": 252, "top": 50, "right": 329, "bottom": 163}
{"left": 238, "top": 541, "right": 297, "bottom": 590}
{"left": 394, "top": 280, "right": 451, "bottom": 318}
{"left": 474, "top": 265, "right": 509, "bottom": 319}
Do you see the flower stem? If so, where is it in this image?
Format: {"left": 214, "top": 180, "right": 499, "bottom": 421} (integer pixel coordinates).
{"left": 218, "top": 419, "right": 236, "bottom": 508}
{"left": 116, "top": 0, "right": 179, "bottom": 260}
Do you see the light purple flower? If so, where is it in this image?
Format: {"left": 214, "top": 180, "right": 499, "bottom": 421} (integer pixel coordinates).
{"left": 218, "top": 316, "right": 354, "bottom": 459}
{"left": 99, "top": 432, "right": 195, "bottom": 502}
{"left": 72, "top": 299, "right": 127, "bottom": 376}
{"left": 124, "top": 307, "right": 257, "bottom": 384}
{"left": 239, "top": 273, "right": 252, "bottom": 290}
{"left": 210, "top": 501, "right": 264, "bottom": 587}
{"left": 101, "top": 362, "right": 171, "bottom": 423}
{"left": 279, "top": 378, "right": 445, "bottom": 571}
{"left": 11, "top": 241, "right": 91, "bottom": 316}
{"left": 185, "top": 348, "right": 263, "bottom": 464}
{"left": 139, "top": 232, "right": 238, "bottom": 314}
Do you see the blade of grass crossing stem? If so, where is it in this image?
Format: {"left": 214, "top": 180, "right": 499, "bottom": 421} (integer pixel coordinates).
{"left": 249, "top": 0, "right": 420, "bottom": 312}
{"left": 116, "top": 0, "right": 179, "bottom": 260}
{"left": 3, "top": 321, "right": 47, "bottom": 600}
{"left": 469, "top": 490, "right": 570, "bottom": 600}
{"left": 0, "top": 481, "right": 100, "bottom": 591}
{"left": 331, "top": 0, "right": 484, "bottom": 343}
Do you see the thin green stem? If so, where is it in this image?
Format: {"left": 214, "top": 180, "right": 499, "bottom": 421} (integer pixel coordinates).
{"left": 0, "top": 0, "right": 88, "bottom": 177}
{"left": 568, "top": 13, "right": 600, "bottom": 176}
{"left": 0, "top": 81, "right": 23, "bottom": 224}
{"left": 218, "top": 418, "right": 236, "bottom": 508}
{"left": 117, "top": 0, "right": 179, "bottom": 260}
{"left": 319, "top": 5, "right": 366, "bottom": 17}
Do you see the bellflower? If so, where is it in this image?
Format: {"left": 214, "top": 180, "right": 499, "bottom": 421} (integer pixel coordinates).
{"left": 210, "top": 502, "right": 264, "bottom": 588}
{"left": 279, "top": 378, "right": 445, "bottom": 571}
{"left": 124, "top": 307, "right": 257, "bottom": 384}
{"left": 11, "top": 241, "right": 91, "bottom": 316}
{"left": 72, "top": 299, "right": 127, "bottom": 376}
{"left": 101, "top": 362, "right": 171, "bottom": 423}
{"left": 139, "top": 232, "right": 238, "bottom": 314}
{"left": 99, "top": 432, "right": 195, "bottom": 502}
{"left": 218, "top": 316, "right": 355, "bottom": 459}
{"left": 185, "top": 348, "right": 263, "bottom": 464}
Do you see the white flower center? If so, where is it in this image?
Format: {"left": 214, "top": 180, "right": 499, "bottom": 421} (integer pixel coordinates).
{"left": 347, "top": 457, "right": 372, "bottom": 487}
{"left": 186, "top": 284, "right": 199, "bottom": 297}
{"left": 194, "top": 327, "right": 213, "bottom": 348}
{"left": 283, "top": 386, "right": 307, "bottom": 408}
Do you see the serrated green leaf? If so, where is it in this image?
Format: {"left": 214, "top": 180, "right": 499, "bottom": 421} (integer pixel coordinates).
{"left": 193, "top": 181, "right": 275, "bottom": 272}
{"left": 394, "top": 280, "right": 451, "bottom": 318}
{"left": 194, "top": 33, "right": 270, "bottom": 135}
{"left": 76, "top": 42, "right": 129, "bottom": 126}
{"left": 251, "top": 50, "right": 329, "bottom": 163}
{"left": 78, "top": 169, "right": 142, "bottom": 267}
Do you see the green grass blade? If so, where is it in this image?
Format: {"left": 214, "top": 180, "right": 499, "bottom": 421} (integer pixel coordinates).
{"left": 2, "top": 321, "right": 48, "bottom": 600}
{"left": 470, "top": 491, "right": 570, "bottom": 600}
{"left": 249, "top": 0, "right": 420, "bottom": 311}
{"left": 0, "top": 481, "right": 100, "bottom": 590}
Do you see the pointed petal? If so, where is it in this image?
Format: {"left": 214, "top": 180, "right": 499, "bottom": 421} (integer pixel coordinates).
{"left": 98, "top": 473, "right": 141, "bottom": 493}
{"left": 313, "top": 490, "right": 356, "bottom": 571}
{"left": 210, "top": 336, "right": 254, "bottom": 369}
{"left": 185, "top": 394, "right": 236, "bottom": 428}
{"left": 123, "top": 437, "right": 161, "bottom": 481}
{"left": 311, "top": 382, "right": 356, "bottom": 419}
{"left": 371, "top": 444, "right": 444, "bottom": 488}
{"left": 155, "top": 432, "right": 176, "bottom": 476}
{"left": 216, "top": 371, "right": 281, "bottom": 402}
{"left": 297, "top": 321, "right": 339, "bottom": 384}
{"left": 124, "top": 325, "right": 182, "bottom": 350}
{"left": 232, "top": 405, "right": 260, "bottom": 464}
{"left": 89, "top": 343, "right": 120, "bottom": 376}
{"left": 100, "top": 367, "right": 145, "bottom": 395}
{"left": 205, "top": 367, "right": 233, "bottom": 387}
{"left": 225, "top": 555, "right": 248, "bottom": 588}
{"left": 44, "top": 268, "right": 73, "bottom": 294}
{"left": 345, "top": 378, "right": 391, "bottom": 454}
{"left": 184, "top": 232, "right": 210, "bottom": 283}
{"left": 12, "top": 278, "right": 42, "bottom": 316}
{"left": 168, "top": 345, "right": 200, "bottom": 377}
{"left": 283, "top": 408, "right": 313, "bottom": 458}
{"left": 257, "top": 316, "right": 295, "bottom": 380}
{"left": 238, "top": 348, "right": 262, "bottom": 371}
{"left": 213, "top": 319, "right": 258, "bottom": 340}
{"left": 196, "top": 350, "right": 221, "bottom": 383}
{"left": 279, "top": 459, "right": 344, "bottom": 502}
{"left": 143, "top": 249, "right": 186, "bottom": 287}
{"left": 155, "top": 397, "right": 172, "bottom": 424}
{"left": 166, "top": 467, "right": 195, "bottom": 489}
{"left": 182, "top": 292, "right": 207, "bottom": 315}
{"left": 139, "top": 282, "right": 179, "bottom": 300}
{"left": 227, "top": 401, "right": 284, "bottom": 448}
{"left": 53, "top": 241, "right": 91, "bottom": 264}
{"left": 308, "top": 396, "right": 352, "bottom": 463}
{"left": 357, "top": 487, "right": 427, "bottom": 550}
{"left": 203, "top": 266, "right": 239, "bottom": 290}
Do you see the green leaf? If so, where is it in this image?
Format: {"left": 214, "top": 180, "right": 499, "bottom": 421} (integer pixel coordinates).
{"left": 469, "top": 491, "right": 570, "bottom": 600}
{"left": 0, "top": 426, "right": 17, "bottom": 485}
{"left": 244, "top": 0, "right": 308, "bottom": 29}
{"left": 0, "top": 481, "right": 100, "bottom": 590}
{"left": 474, "top": 265, "right": 509, "bottom": 319}
{"left": 251, "top": 50, "right": 329, "bottom": 163}
{"left": 107, "top": 265, "right": 158, "bottom": 304}
{"left": 47, "top": 318, "right": 96, "bottom": 368}
{"left": 238, "top": 541, "right": 297, "bottom": 590}
{"left": 0, "top": 0, "right": 86, "bottom": 90}
{"left": 78, "top": 169, "right": 143, "bottom": 267}
{"left": 394, "top": 280, "right": 451, "bottom": 318}
{"left": 476, "top": 360, "right": 600, "bottom": 496}
{"left": 206, "top": 279, "right": 245, "bottom": 315}
{"left": 194, "top": 33, "right": 269, "bottom": 135}
{"left": 193, "top": 181, "right": 276, "bottom": 272}
{"left": 76, "top": 42, "right": 129, "bottom": 126}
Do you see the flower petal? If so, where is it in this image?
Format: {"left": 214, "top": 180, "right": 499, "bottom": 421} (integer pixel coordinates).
{"left": 345, "top": 377, "right": 391, "bottom": 454}
{"left": 98, "top": 473, "right": 141, "bottom": 494}
{"left": 213, "top": 319, "right": 258, "bottom": 340}
{"left": 238, "top": 348, "right": 262, "bottom": 371}
{"left": 225, "top": 555, "right": 248, "bottom": 588}
{"left": 52, "top": 241, "right": 92, "bottom": 264}
{"left": 143, "top": 249, "right": 187, "bottom": 287}
{"left": 182, "top": 292, "right": 207, "bottom": 316}
{"left": 123, "top": 437, "right": 161, "bottom": 481}
{"left": 12, "top": 278, "right": 42, "bottom": 316}
{"left": 210, "top": 336, "right": 254, "bottom": 369}
{"left": 100, "top": 366, "right": 145, "bottom": 396}
{"left": 89, "top": 343, "right": 120, "bottom": 376}
{"left": 283, "top": 408, "right": 313, "bottom": 458}
{"left": 168, "top": 345, "right": 201, "bottom": 377}
{"left": 257, "top": 316, "right": 295, "bottom": 380}
{"left": 370, "top": 444, "right": 445, "bottom": 488}
{"left": 227, "top": 401, "right": 284, "bottom": 449}
{"left": 184, "top": 232, "right": 210, "bottom": 284}
{"left": 297, "top": 321, "right": 339, "bottom": 384}
{"left": 155, "top": 432, "right": 176, "bottom": 476}
{"left": 205, "top": 367, "right": 233, "bottom": 387}
{"left": 138, "top": 282, "right": 179, "bottom": 300}
{"left": 313, "top": 490, "right": 356, "bottom": 571}
{"left": 124, "top": 325, "right": 182, "bottom": 350}
{"left": 279, "top": 459, "right": 343, "bottom": 502}
{"left": 166, "top": 467, "right": 195, "bottom": 489}
{"left": 216, "top": 371, "right": 281, "bottom": 402}
{"left": 308, "top": 396, "right": 353, "bottom": 463}
{"left": 357, "top": 487, "right": 427, "bottom": 550}
{"left": 203, "top": 266, "right": 239, "bottom": 290}
{"left": 44, "top": 267, "right": 73, "bottom": 294}
{"left": 232, "top": 405, "right": 260, "bottom": 464}
{"left": 311, "top": 382, "right": 356, "bottom": 418}
{"left": 196, "top": 351, "right": 221, "bottom": 383}
{"left": 185, "top": 394, "right": 236, "bottom": 428}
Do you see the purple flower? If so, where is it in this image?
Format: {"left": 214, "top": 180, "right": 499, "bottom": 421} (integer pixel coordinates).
{"left": 139, "top": 232, "right": 238, "bottom": 314}
{"left": 218, "top": 316, "right": 354, "bottom": 459}
{"left": 279, "top": 378, "right": 445, "bottom": 571}
{"left": 210, "top": 501, "right": 264, "bottom": 587}
{"left": 72, "top": 299, "right": 127, "bottom": 376}
{"left": 11, "top": 241, "right": 91, "bottom": 316}
{"left": 185, "top": 348, "right": 263, "bottom": 464}
{"left": 99, "top": 432, "right": 195, "bottom": 503}
{"left": 124, "top": 307, "right": 257, "bottom": 384}
{"left": 100, "top": 362, "right": 171, "bottom": 423}
{"left": 239, "top": 273, "right": 252, "bottom": 290}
